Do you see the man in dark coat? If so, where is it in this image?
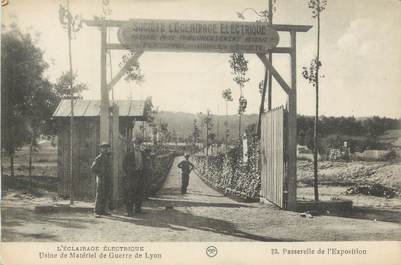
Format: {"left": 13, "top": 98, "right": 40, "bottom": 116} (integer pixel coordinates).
{"left": 123, "top": 137, "right": 146, "bottom": 216}
{"left": 142, "top": 145, "right": 155, "bottom": 199}
{"left": 91, "top": 142, "right": 112, "bottom": 218}
{"left": 177, "top": 153, "right": 195, "bottom": 194}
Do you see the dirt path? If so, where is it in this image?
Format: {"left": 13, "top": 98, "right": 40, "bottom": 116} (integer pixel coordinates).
{"left": 2, "top": 157, "right": 401, "bottom": 241}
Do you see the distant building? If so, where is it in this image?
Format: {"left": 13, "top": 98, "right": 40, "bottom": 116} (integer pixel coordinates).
{"left": 352, "top": 150, "right": 392, "bottom": 161}
{"left": 297, "top": 145, "right": 320, "bottom": 161}
{"left": 52, "top": 99, "right": 145, "bottom": 200}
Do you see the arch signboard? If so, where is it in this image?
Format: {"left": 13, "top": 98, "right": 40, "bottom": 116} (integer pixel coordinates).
{"left": 117, "top": 19, "right": 280, "bottom": 53}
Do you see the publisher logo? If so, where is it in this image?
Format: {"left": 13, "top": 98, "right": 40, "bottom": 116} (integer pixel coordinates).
{"left": 206, "top": 246, "right": 217, "bottom": 257}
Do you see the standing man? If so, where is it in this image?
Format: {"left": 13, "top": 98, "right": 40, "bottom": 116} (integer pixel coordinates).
{"left": 91, "top": 142, "right": 112, "bottom": 218}
{"left": 123, "top": 137, "right": 146, "bottom": 216}
{"left": 177, "top": 153, "right": 195, "bottom": 194}
{"left": 142, "top": 145, "right": 155, "bottom": 199}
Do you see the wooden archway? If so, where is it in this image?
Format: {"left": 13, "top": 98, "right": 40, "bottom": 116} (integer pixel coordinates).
{"left": 83, "top": 18, "right": 311, "bottom": 210}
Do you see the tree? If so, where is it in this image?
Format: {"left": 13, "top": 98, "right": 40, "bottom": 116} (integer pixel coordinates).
{"left": 301, "top": 0, "right": 327, "bottom": 201}
{"left": 222, "top": 88, "right": 233, "bottom": 151}
{"left": 26, "top": 79, "right": 59, "bottom": 188}
{"left": 59, "top": 0, "right": 83, "bottom": 205}
{"left": 202, "top": 110, "right": 214, "bottom": 157}
{"left": 229, "top": 53, "right": 250, "bottom": 140}
{"left": 143, "top": 97, "right": 155, "bottom": 123}
{"left": 197, "top": 112, "right": 205, "bottom": 149}
{"left": 1, "top": 26, "right": 56, "bottom": 180}
{"left": 53, "top": 72, "right": 88, "bottom": 99}
{"left": 236, "top": 2, "right": 276, "bottom": 138}
{"left": 120, "top": 53, "right": 144, "bottom": 84}
{"left": 158, "top": 122, "right": 170, "bottom": 144}
{"left": 49, "top": 72, "right": 88, "bottom": 138}
{"left": 192, "top": 119, "right": 201, "bottom": 145}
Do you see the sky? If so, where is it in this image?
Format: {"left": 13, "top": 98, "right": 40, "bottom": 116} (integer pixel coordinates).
{"left": 2, "top": 0, "right": 401, "bottom": 118}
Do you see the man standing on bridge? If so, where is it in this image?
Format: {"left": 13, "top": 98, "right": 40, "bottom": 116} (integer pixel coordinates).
{"left": 177, "top": 153, "right": 195, "bottom": 194}
{"left": 123, "top": 137, "right": 146, "bottom": 216}
{"left": 91, "top": 142, "right": 112, "bottom": 218}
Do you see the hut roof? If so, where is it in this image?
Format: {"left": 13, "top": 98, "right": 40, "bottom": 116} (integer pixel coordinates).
{"left": 53, "top": 99, "right": 146, "bottom": 118}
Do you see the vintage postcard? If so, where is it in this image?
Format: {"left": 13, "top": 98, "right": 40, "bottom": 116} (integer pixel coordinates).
{"left": 1, "top": 0, "right": 400, "bottom": 264}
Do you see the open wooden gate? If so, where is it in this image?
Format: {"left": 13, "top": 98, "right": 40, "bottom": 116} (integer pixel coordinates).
{"left": 260, "top": 106, "right": 288, "bottom": 208}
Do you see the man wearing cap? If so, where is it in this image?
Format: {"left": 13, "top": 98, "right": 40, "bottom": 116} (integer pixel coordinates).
{"left": 177, "top": 153, "right": 195, "bottom": 194}
{"left": 123, "top": 137, "right": 146, "bottom": 216}
{"left": 91, "top": 142, "right": 112, "bottom": 217}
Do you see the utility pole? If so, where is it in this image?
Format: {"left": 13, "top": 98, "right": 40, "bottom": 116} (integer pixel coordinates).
{"left": 257, "top": 0, "right": 274, "bottom": 138}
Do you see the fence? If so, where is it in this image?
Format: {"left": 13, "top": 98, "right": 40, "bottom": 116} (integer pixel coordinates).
{"left": 146, "top": 153, "right": 175, "bottom": 196}
{"left": 260, "top": 107, "right": 287, "bottom": 208}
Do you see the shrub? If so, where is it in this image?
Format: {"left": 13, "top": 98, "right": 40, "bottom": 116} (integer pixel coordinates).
{"left": 192, "top": 136, "right": 261, "bottom": 200}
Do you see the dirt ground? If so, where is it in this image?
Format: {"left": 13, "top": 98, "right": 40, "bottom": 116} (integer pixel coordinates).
{"left": 2, "top": 157, "right": 401, "bottom": 242}
{"left": 297, "top": 160, "right": 401, "bottom": 193}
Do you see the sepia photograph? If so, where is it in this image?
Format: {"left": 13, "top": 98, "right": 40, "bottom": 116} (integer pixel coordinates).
{"left": 1, "top": 0, "right": 400, "bottom": 264}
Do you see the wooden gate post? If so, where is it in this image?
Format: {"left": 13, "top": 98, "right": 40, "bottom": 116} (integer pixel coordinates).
{"left": 287, "top": 30, "right": 298, "bottom": 210}
{"left": 111, "top": 104, "right": 120, "bottom": 205}
{"left": 100, "top": 24, "right": 110, "bottom": 144}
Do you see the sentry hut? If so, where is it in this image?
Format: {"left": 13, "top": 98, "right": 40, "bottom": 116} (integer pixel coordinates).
{"left": 52, "top": 99, "right": 145, "bottom": 200}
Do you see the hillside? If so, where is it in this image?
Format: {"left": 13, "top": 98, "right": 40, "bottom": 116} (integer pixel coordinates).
{"left": 154, "top": 111, "right": 258, "bottom": 142}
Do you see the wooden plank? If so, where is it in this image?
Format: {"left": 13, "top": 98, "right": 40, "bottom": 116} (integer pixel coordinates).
{"left": 274, "top": 109, "right": 278, "bottom": 206}
{"left": 269, "top": 112, "right": 275, "bottom": 202}
{"left": 256, "top": 53, "right": 291, "bottom": 95}
{"left": 94, "top": 119, "right": 100, "bottom": 197}
{"left": 265, "top": 112, "right": 268, "bottom": 199}
{"left": 260, "top": 116, "right": 263, "bottom": 197}
{"left": 278, "top": 108, "right": 284, "bottom": 207}
{"left": 287, "top": 31, "right": 298, "bottom": 210}
{"left": 83, "top": 19, "right": 312, "bottom": 32}
{"left": 107, "top": 43, "right": 293, "bottom": 54}
{"left": 76, "top": 121, "right": 83, "bottom": 198}
{"left": 264, "top": 113, "right": 268, "bottom": 200}
{"left": 57, "top": 126, "right": 65, "bottom": 195}
{"left": 100, "top": 25, "right": 110, "bottom": 144}
{"left": 107, "top": 51, "right": 143, "bottom": 90}
{"left": 274, "top": 110, "right": 277, "bottom": 204}
{"left": 106, "top": 43, "right": 127, "bottom": 50}
{"left": 266, "top": 114, "right": 268, "bottom": 199}
{"left": 112, "top": 106, "right": 120, "bottom": 204}
{"left": 268, "top": 111, "right": 270, "bottom": 201}
{"left": 272, "top": 24, "right": 312, "bottom": 32}
{"left": 64, "top": 126, "right": 70, "bottom": 196}
{"left": 261, "top": 114, "right": 266, "bottom": 197}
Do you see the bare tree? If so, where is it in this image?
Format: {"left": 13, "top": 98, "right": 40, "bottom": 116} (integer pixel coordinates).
{"left": 222, "top": 88, "right": 233, "bottom": 152}
{"left": 203, "top": 110, "right": 214, "bottom": 157}
{"left": 229, "top": 53, "right": 250, "bottom": 140}
{"left": 302, "top": 0, "right": 327, "bottom": 201}
{"left": 59, "top": 0, "right": 83, "bottom": 205}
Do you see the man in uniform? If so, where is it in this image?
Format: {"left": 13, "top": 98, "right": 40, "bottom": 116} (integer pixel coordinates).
{"left": 177, "top": 153, "right": 195, "bottom": 194}
{"left": 123, "top": 137, "right": 146, "bottom": 216}
{"left": 91, "top": 142, "right": 112, "bottom": 218}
